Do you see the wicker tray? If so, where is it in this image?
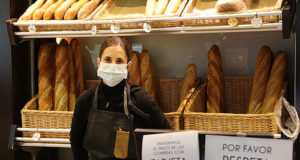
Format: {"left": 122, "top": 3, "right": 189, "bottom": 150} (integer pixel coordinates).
{"left": 184, "top": 77, "right": 281, "bottom": 134}
{"left": 182, "top": 0, "right": 283, "bottom": 27}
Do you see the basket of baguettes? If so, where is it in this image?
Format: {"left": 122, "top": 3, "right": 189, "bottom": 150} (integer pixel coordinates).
{"left": 21, "top": 38, "right": 84, "bottom": 139}
{"left": 85, "top": 50, "right": 201, "bottom": 130}
{"left": 17, "top": 0, "right": 188, "bottom": 31}
{"left": 183, "top": 45, "right": 288, "bottom": 134}
{"left": 182, "top": 0, "right": 283, "bottom": 27}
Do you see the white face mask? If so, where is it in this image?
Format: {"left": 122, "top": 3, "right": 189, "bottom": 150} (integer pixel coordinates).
{"left": 97, "top": 62, "right": 128, "bottom": 87}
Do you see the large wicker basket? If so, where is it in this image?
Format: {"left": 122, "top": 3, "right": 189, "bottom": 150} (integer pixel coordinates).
{"left": 184, "top": 77, "right": 281, "bottom": 134}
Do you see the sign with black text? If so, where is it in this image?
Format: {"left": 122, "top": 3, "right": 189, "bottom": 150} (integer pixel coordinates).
{"left": 142, "top": 131, "right": 200, "bottom": 160}
{"left": 205, "top": 135, "right": 293, "bottom": 160}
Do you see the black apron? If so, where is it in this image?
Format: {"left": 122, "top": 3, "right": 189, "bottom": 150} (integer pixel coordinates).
{"left": 83, "top": 83, "right": 149, "bottom": 160}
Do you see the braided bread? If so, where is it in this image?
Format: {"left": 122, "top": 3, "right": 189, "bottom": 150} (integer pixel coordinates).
{"left": 129, "top": 51, "right": 141, "bottom": 85}
{"left": 140, "top": 50, "right": 156, "bottom": 100}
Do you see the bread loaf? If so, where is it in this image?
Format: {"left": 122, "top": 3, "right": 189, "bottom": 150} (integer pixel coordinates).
{"left": 129, "top": 51, "right": 141, "bottom": 85}
{"left": 164, "top": 0, "right": 182, "bottom": 15}
{"left": 54, "top": 0, "right": 77, "bottom": 20}
{"left": 33, "top": 0, "right": 56, "bottom": 20}
{"left": 216, "top": 0, "right": 249, "bottom": 12}
{"left": 261, "top": 51, "right": 288, "bottom": 113}
{"left": 19, "top": 0, "right": 46, "bottom": 20}
{"left": 54, "top": 40, "right": 69, "bottom": 111}
{"left": 44, "top": 0, "right": 65, "bottom": 20}
{"left": 64, "top": 0, "right": 89, "bottom": 20}
{"left": 247, "top": 46, "right": 272, "bottom": 114}
{"left": 145, "top": 0, "right": 158, "bottom": 16}
{"left": 67, "top": 45, "right": 76, "bottom": 111}
{"left": 180, "top": 64, "right": 197, "bottom": 102}
{"left": 207, "top": 45, "right": 224, "bottom": 113}
{"left": 154, "top": 0, "right": 170, "bottom": 15}
{"left": 86, "top": 0, "right": 110, "bottom": 20}
{"left": 38, "top": 43, "right": 55, "bottom": 111}
{"left": 78, "top": 0, "right": 102, "bottom": 19}
{"left": 140, "top": 50, "right": 156, "bottom": 100}
{"left": 71, "top": 39, "right": 84, "bottom": 97}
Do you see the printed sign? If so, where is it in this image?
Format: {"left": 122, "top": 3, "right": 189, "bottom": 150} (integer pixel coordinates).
{"left": 205, "top": 135, "right": 293, "bottom": 160}
{"left": 142, "top": 131, "right": 200, "bottom": 160}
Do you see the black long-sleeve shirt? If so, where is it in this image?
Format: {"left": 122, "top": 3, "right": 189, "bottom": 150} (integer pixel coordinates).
{"left": 70, "top": 80, "right": 171, "bottom": 160}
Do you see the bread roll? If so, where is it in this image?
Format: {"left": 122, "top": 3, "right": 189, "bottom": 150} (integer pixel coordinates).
{"left": 145, "top": 0, "right": 158, "bottom": 16}
{"left": 71, "top": 39, "right": 84, "bottom": 97}
{"left": 129, "top": 51, "right": 141, "bottom": 85}
{"left": 78, "top": 0, "right": 102, "bottom": 20}
{"left": 207, "top": 45, "right": 224, "bottom": 113}
{"left": 64, "top": 0, "right": 89, "bottom": 20}
{"left": 247, "top": 46, "right": 272, "bottom": 114}
{"left": 164, "top": 0, "right": 182, "bottom": 15}
{"left": 19, "top": 0, "right": 46, "bottom": 20}
{"left": 154, "top": 0, "right": 170, "bottom": 15}
{"left": 261, "top": 51, "right": 288, "bottom": 113}
{"left": 67, "top": 45, "right": 76, "bottom": 111}
{"left": 38, "top": 43, "right": 55, "bottom": 111}
{"left": 44, "top": 0, "right": 66, "bottom": 20}
{"left": 216, "top": 0, "right": 248, "bottom": 12}
{"left": 54, "top": 40, "right": 69, "bottom": 111}
{"left": 33, "top": 0, "right": 56, "bottom": 20}
{"left": 180, "top": 64, "right": 197, "bottom": 102}
{"left": 140, "top": 50, "right": 156, "bottom": 100}
{"left": 54, "top": 0, "right": 77, "bottom": 20}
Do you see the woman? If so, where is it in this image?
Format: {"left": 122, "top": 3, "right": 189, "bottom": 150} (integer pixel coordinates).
{"left": 70, "top": 37, "right": 171, "bottom": 160}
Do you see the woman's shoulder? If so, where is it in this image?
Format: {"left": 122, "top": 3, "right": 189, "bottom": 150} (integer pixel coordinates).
{"left": 129, "top": 83, "right": 155, "bottom": 105}
{"left": 76, "top": 85, "right": 97, "bottom": 106}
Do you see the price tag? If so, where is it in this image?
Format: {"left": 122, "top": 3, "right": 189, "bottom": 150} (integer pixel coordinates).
{"left": 142, "top": 131, "right": 200, "bottom": 160}
{"left": 28, "top": 24, "right": 36, "bottom": 32}
{"left": 143, "top": 23, "right": 152, "bottom": 33}
{"left": 228, "top": 17, "right": 238, "bottom": 27}
{"left": 91, "top": 25, "right": 97, "bottom": 35}
{"left": 110, "top": 24, "right": 120, "bottom": 33}
{"left": 251, "top": 17, "right": 263, "bottom": 28}
{"left": 205, "top": 135, "right": 293, "bottom": 160}
{"left": 32, "top": 132, "right": 41, "bottom": 141}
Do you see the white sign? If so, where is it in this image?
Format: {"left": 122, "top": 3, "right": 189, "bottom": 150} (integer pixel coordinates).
{"left": 205, "top": 135, "right": 293, "bottom": 160}
{"left": 142, "top": 131, "right": 200, "bottom": 160}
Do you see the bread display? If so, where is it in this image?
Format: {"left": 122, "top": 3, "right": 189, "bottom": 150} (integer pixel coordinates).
{"left": 78, "top": 0, "right": 103, "bottom": 19}
{"left": 140, "top": 50, "right": 156, "bottom": 100}
{"left": 44, "top": 0, "right": 66, "bottom": 20}
{"left": 64, "top": 0, "right": 89, "bottom": 20}
{"left": 71, "top": 39, "right": 85, "bottom": 97}
{"left": 129, "top": 51, "right": 141, "bottom": 85}
{"left": 33, "top": 0, "right": 56, "bottom": 20}
{"left": 67, "top": 45, "right": 76, "bottom": 111}
{"left": 180, "top": 64, "right": 197, "bottom": 102}
{"left": 86, "top": 0, "right": 111, "bottom": 20}
{"left": 164, "top": 0, "right": 182, "bottom": 15}
{"left": 54, "top": 40, "right": 69, "bottom": 111}
{"left": 154, "top": 0, "right": 170, "bottom": 15}
{"left": 38, "top": 43, "right": 55, "bottom": 111}
{"left": 19, "top": 0, "right": 46, "bottom": 20}
{"left": 261, "top": 51, "right": 288, "bottom": 113}
{"left": 207, "top": 45, "right": 224, "bottom": 113}
{"left": 145, "top": 0, "right": 158, "bottom": 16}
{"left": 216, "top": 0, "right": 252, "bottom": 12}
{"left": 247, "top": 46, "right": 272, "bottom": 114}
{"left": 54, "top": 0, "right": 77, "bottom": 20}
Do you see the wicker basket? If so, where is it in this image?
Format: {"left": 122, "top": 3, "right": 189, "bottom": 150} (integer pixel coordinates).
{"left": 184, "top": 77, "right": 280, "bottom": 134}
{"left": 182, "top": 0, "right": 283, "bottom": 27}
{"left": 21, "top": 95, "right": 73, "bottom": 139}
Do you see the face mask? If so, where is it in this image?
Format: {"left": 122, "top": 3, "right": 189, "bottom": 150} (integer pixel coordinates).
{"left": 97, "top": 62, "right": 128, "bottom": 87}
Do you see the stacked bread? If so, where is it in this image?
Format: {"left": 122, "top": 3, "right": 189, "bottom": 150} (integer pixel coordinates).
{"left": 216, "top": 0, "right": 252, "bottom": 12}
{"left": 37, "top": 39, "right": 84, "bottom": 111}
{"left": 146, "top": 0, "right": 183, "bottom": 16}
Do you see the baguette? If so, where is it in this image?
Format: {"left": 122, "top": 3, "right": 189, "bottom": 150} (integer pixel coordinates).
{"left": 38, "top": 43, "right": 55, "bottom": 111}
{"left": 64, "top": 0, "right": 89, "bottom": 20}
{"left": 164, "top": 0, "right": 182, "bottom": 15}
{"left": 145, "top": 0, "right": 158, "bottom": 16}
{"left": 19, "top": 0, "right": 46, "bottom": 20}
{"left": 44, "top": 0, "right": 66, "bottom": 20}
{"left": 216, "top": 0, "right": 247, "bottom": 12}
{"left": 54, "top": 40, "right": 69, "bottom": 111}
{"left": 33, "top": 0, "right": 56, "bottom": 20}
{"left": 129, "top": 51, "right": 141, "bottom": 85}
{"left": 261, "top": 51, "right": 288, "bottom": 113}
{"left": 78, "top": 0, "right": 102, "bottom": 20}
{"left": 207, "top": 45, "right": 224, "bottom": 113}
{"left": 86, "top": 0, "right": 110, "bottom": 20}
{"left": 180, "top": 64, "right": 197, "bottom": 102}
{"left": 67, "top": 44, "right": 76, "bottom": 111}
{"left": 140, "top": 50, "right": 156, "bottom": 100}
{"left": 71, "top": 39, "right": 85, "bottom": 97}
{"left": 154, "top": 0, "right": 170, "bottom": 15}
{"left": 247, "top": 46, "right": 272, "bottom": 114}
{"left": 54, "top": 0, "right": 77, "bottom": 20}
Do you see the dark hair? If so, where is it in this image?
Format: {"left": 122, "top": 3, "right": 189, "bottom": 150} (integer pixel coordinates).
{"left": 99, "top": 37, "right": 131, "bottom": 62}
